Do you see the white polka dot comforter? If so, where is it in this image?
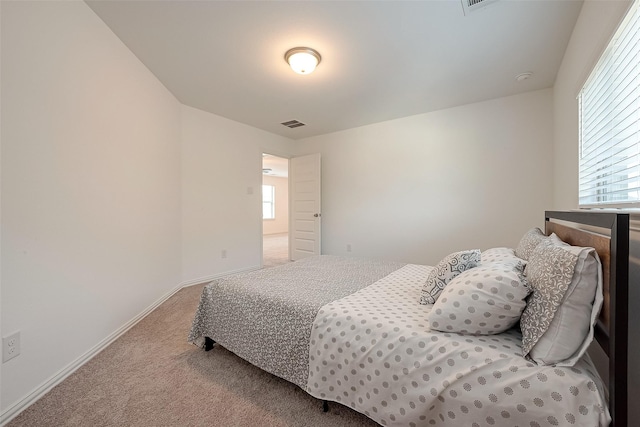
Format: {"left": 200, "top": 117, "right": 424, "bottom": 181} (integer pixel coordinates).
{"left": 306, "top": 264, "right": 610, "bottom": 427}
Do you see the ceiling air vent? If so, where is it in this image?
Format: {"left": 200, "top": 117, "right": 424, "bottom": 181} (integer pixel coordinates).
{"left": 461, "top": 0, "right": 498, "bottom": 15}
{"left": 281, "top": 120, "right": 306, "bottom": 129}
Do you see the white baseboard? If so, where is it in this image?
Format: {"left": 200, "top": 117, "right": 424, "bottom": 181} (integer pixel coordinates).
{"left": 0, "top": 282, "right": 183, "bottom": 426}
{"left": 0, "top": 265, "right": 261, "bottom": 426}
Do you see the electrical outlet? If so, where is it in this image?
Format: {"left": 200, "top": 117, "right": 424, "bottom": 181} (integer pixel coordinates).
{"left": 221, "top": 249, "right": 228, "bottom": 259}
{"left": 3, "top": 331, "right": 21, "bottom": 363}
{"left": 346, "top": 244, "right": 352, "bottom": 252}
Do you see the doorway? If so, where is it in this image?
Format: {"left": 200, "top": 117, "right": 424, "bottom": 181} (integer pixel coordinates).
{"left": 262, "top": 153, "right": 290, "bottom": 267}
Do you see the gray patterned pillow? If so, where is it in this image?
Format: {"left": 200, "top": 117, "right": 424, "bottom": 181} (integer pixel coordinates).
{"left": 520, "top": 239, "right": 579, "bottom": 360}
{"left": 428, "top": 260, "right": 530, "bottom": 335}
{"left": 515, "top": 227, "right": 548, "bottom": 261}
{"left": 526, "top": 234, "right": 602, "bottom": 366}
{"left": 420, "top": 250, "right": 481, "bottom": 305}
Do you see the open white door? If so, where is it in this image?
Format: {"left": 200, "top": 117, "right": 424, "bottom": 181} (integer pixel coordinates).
{"left": 290, "top": 153, "right": 321, "bottom": 260}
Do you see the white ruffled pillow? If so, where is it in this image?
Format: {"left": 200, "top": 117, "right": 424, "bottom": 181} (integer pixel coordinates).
{"left": 481, "top": 247, "right": 525, "bottom": 265}
{"left": 428, "top": 260, "right": 530, "bottom": 335}
{"left": 419, "top": 250, "right": 481, "bottom": 305}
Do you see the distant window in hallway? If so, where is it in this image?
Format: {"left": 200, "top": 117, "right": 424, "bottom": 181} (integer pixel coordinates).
{"left": 263, "top": 185, "right": 275, "bottom": 219}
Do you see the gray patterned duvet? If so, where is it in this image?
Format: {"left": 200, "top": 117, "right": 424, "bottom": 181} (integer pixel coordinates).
{"left": 188, "top": 255, "right": 403, "bottom": 387}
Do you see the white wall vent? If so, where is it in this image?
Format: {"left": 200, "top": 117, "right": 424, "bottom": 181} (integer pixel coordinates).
{"left": 281, "top": 120, "right": 305, "bottom": 129}
{"left": 461, "top": 0, "right": 499, "bottom": 15}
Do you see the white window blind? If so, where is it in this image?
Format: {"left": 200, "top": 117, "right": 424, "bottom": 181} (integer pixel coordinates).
{"left": 579, "top": 1, "right": 640, "bottom": 206}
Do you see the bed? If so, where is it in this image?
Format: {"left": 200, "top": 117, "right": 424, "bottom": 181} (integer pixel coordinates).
{"left": 188, "top": 211, "right": 629, "bottom": 427}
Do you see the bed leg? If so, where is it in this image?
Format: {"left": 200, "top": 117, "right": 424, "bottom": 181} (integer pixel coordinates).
{"left": 322, "top": 400, "right": 329, "bottom": 413}
{"left": 204, "top": 337, "right": 215, "bottom": 351}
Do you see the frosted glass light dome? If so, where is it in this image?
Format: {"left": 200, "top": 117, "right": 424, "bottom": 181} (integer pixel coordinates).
{"left": 285, "top": 47, "right": 321, "bottom": 75}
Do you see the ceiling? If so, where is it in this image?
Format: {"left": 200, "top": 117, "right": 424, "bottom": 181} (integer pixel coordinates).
{"left": 263, "top": 154, "right": 289, "bottom": 178}
{"left": 86, "top": 0, "right": 583, "bottom": 140}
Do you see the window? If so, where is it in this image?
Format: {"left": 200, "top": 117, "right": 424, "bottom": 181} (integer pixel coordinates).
{"left": 578, "top": 1, "right": 640, "bottom": 206}
{"left": 262, "top": 185, "right": 275, "bottom": 219}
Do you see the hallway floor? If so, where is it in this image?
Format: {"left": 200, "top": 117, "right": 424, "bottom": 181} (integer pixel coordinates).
{"left": 263, "top": 233, "right": 290, "bottom": 268}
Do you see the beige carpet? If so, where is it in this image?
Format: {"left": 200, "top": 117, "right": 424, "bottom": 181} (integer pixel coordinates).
{"left": 8, "top": 282, "right": 379, "bottom": 427}
{"left": 263, "top": 233, "right": 291, "bottom": 268}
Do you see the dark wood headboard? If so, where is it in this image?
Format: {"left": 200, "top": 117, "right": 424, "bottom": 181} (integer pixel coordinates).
{"left": 545, "top": 211, "right": 629, "bottom": 427}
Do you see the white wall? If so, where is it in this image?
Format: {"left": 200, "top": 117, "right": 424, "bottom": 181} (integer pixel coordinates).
{"left": 181, "top": 105, "right": 293, "bottom": 285}
{"left": 262, "top": 175, "right": 289, "bottom": 235}
{"left": 553, "top": 0, "right": 632, "bottom": 209}
{"left": 1, "top": 1, "right": 181, "bottom": 416}
{"left": 295, "top": 89, "right": 554, "bottom": 265}
{"left": 0, "top": 0, "right": 4, "bottom": 406}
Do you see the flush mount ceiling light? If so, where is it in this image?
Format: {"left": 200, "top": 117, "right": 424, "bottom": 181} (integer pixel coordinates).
{"left": 285, "top": 47, "right": 321, "bottom": 75}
